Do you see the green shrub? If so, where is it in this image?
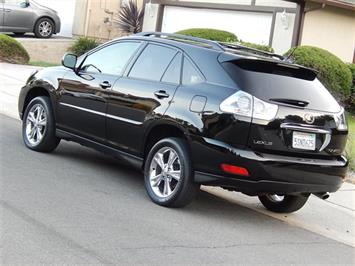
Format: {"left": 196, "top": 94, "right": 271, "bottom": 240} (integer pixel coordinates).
{"left": 0, "top": 34, "right": 29, "bottom": 64}
{"left": 346, "top": 63, "right": 355, "bottom": 112}
{"left": 239, "top": 41, "right": 274, "bottom": 53}
{"left": 176, "top": 28, "right": 273, "bottom": 53}
{"left": 285, "top": 46, "right": 352, "bottom": 103}
{"left": 176, "top": 28, "right": 239, "bottom": 42}
{"left": 347, "top": 63, "right": 355, "bottom": 87}
{"left": 68, "top": 37, "right": 100, "bottom": 56}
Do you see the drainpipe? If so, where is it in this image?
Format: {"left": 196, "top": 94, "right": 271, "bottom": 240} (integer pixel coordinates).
{"left": 84, "top": 0, "right": 92, "bottom": 37}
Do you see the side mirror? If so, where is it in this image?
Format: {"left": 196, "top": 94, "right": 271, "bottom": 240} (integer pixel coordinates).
{"left": 62, "top": 53, "right": 77, "bottom": 70}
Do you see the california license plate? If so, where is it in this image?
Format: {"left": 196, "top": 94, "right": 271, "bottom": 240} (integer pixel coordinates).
{"left": 292, "top": 131, "right": 316, "bottom": 150}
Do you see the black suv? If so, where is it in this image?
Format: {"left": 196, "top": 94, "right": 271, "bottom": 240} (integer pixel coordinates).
{"left": 18, "top": 32, "right": 348, "bottom": 213}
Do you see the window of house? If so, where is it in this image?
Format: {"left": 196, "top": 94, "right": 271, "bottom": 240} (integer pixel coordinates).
{"left": 81, "top": 41, "right": 141, "bottom": 76}
{"left": 129, "top": 44, "right": 177, "bottom": 82}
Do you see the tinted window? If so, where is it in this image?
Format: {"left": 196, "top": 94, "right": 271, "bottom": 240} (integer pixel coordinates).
{"left": 182, "top": 57, "right": 203, "bottom": 85}
{"left": 129, "top": 44, "right": 177, "bottom": 82}
{"left": 161, "top": 53, "right": 182, "bottom": 84}
{"left": 81, "top": 42, "right": 141, "bottom": 75}
{"left": 222, "top": 61, "right": 340, "bottom": 112}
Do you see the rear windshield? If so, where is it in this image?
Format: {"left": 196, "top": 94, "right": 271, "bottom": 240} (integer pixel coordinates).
{"left": 222, "top": 60, "right": 340, "bottom": 113}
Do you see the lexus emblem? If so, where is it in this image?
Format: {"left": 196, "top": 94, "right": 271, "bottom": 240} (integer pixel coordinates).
{"left": 304, "top": 113, "right": 315, "bottom": 124}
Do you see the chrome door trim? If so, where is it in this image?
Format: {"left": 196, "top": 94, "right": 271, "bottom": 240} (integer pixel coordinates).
{"left": 59, "top": 102, "right": 142, "bottom": 125}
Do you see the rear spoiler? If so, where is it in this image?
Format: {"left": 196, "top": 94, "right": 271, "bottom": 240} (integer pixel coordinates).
{"left": 219, "top": 54, "right": 318, "bottom": 81}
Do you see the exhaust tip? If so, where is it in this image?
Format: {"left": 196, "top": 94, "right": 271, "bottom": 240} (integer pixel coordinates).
{"left": 313, "top": 192, "right": 330, "bottom": 200}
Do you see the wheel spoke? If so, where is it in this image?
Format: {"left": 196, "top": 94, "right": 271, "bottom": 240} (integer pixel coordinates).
{"left": 163, "top": 180, "right": 172, "bottom": 196}
{"left": 168, "top": 170, "right": 181, "bottom": 181}
{"left": 36, "top": 127, "right": 43, "bottom": 141}
{"left": 28, "top": 112, "right": 36, "bottom": 123}
{"left": 151, "top": 173, "right": 163, "bottom": 187}
{"left": 38, "top": 118, "right": 47, "bottom": 126}
{"left": 167, "top": 150, "right": 177, "bottom": 167}
{"left": 29, "top": 126, "right": 36, "bottom": 138}
{"left": 153, "top": 152, "right": 165, "bottom": 169}
{"left": 34, "top": 106, "right": 41, "bottom": 119}
{"left": 37, "top": 107, "right": 44, "bottom": 122}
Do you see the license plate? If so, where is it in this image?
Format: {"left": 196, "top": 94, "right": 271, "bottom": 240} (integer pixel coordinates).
{"left": 292, "top": 131, "right": 316, "bottom": 150}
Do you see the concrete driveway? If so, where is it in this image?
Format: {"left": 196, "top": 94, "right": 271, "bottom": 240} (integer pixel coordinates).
{"left": 0, "top": 62, "right": 354, "bottom": 264}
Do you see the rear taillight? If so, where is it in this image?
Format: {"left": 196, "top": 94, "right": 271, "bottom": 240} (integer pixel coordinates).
{"left": 220, "top": 90, "right": 278, "bottom": 121}
{"left": 334, "top": 108, "right": 348, "bottom": 131}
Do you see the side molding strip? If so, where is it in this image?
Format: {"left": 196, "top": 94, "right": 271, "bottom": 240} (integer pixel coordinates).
{"left": 59, "top": 102, "right": 142, "bottom": 125}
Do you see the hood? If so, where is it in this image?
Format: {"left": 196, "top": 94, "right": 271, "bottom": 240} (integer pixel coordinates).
{"left": 30, "top": 0, "right": 58, "bottom": 14}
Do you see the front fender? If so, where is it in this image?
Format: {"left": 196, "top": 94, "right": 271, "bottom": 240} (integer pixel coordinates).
{"left": 18, "top": 67, "right": 67, "bottom": 119}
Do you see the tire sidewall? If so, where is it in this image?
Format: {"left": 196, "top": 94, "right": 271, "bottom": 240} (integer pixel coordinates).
{"left": 144, "top": 138, "right": 191, "bottom": 206}
{"left": 22, "top": 96, "right": 56, "bottom": 151}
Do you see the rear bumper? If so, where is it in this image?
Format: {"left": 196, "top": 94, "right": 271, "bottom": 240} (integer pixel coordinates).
{"left": 192, "top": 137, "right": 348, "bottom": 195}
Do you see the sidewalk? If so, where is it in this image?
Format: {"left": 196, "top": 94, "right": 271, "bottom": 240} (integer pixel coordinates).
{"left": 0, "top": 63, "right": 42, "bottom": 120}
{"left": 1, "top": 62, "right": 354, "bottom": 247}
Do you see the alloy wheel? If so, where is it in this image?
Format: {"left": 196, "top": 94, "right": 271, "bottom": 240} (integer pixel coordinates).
{"left": 25, "top": 104, "right": 47, "bottom": 146}
{"left": 39, "top": 21, "right": 52, "bottom": 37}
{"left": 149, "top": 147, "right": 182, "bottom": 198}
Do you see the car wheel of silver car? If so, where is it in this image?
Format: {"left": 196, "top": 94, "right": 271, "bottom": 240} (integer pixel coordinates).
{"left": 144, "top": 137, "right": 200, "bottom": 208}
{"left": 22, "top": 96, "right": 60, "bottom": 152}
{"left": 258, "top": 194, "right": 309, "bottom": 213}
{"left": 34, "top": 18, "right": 54, "bottom": 38}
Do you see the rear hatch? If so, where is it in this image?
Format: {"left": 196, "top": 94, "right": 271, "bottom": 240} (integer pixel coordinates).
{"left": 221, "top": 59, "right": 348, "bottom": 157}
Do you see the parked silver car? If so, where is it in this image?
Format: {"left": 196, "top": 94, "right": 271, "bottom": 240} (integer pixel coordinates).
{"left": 0, "top": 0, "right": 60, "bottom": 38}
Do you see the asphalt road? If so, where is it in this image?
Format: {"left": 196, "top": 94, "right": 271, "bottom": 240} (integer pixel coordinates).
{"left": 0, "top": 114, "right": 354, "bottom": 265}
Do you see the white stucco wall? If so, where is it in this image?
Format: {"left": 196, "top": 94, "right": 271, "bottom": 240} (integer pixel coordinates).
{"left": 301, "top": 4, "right": 355, "bottom": 62}
{"left": 33, "top": 0, "right": 76, "bottom": 37}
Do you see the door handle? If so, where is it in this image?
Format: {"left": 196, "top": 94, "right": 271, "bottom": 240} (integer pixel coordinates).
{"left": 4, "top": 9, "right": 12, "bottom": 12}
{"left": 154, "top": 90, "right": 169, "bottom": 99}
{"left": 100, "top": 81, "right": 111, "bottom": 89}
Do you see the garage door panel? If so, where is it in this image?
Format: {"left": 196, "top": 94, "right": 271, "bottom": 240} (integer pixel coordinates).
{"left": 162, "top": 6, "right": 272, "bottom": 46}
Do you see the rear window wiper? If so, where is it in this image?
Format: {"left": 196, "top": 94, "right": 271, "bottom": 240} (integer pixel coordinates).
{"left": 270, "top": 98, "right": 309, "bottom": 108}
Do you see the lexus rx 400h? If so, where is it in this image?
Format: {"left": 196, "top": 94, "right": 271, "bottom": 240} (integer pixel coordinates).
{"left": 18, "top": 32, "right": 348, "bottom": 213}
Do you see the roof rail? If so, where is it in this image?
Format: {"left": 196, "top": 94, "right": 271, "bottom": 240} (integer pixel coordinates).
{"left": 135, "top": 32, "right": 224, "bottom": 51}
{"left": 219, "top": 42, "right": 285, "bottom": 61}
{"left": 135, "top": 32, "right": 285, "bottom": 61}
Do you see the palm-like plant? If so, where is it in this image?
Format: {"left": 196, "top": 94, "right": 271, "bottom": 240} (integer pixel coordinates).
{"left": 113, "top": 0, "right": 145, "bottom": 34}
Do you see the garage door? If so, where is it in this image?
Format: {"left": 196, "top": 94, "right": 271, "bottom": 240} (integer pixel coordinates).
{"left": 162, "top": 6, "right": 273, "bottom": 46}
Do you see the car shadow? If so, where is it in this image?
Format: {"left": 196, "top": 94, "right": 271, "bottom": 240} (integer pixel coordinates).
{"left": 47, "top": 139, "right": 268, "bottom": 221}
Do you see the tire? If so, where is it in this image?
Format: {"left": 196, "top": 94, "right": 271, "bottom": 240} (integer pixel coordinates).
{"left": 13, "top": 32, "right": 25, "bottom": 37}
{"left": 144, "top": 137, "right": 200, "bottom": 208}
{"left": 22, "top": 96, "right": 60, "bottom": 152}
{"left": 258, "top": 194, "right": 309, "bottom": 213}
{"left": 34, "top": 18, "right": 54, "bottom": 38}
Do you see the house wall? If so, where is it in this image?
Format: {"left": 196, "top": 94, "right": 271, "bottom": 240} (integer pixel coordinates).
{"left": 301, "top": 3, "right": 355, "bottom": 62}
{"left": 72, "top": 0, "right": 144, "bottom": 40}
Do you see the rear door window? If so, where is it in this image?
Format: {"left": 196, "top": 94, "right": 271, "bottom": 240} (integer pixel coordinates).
{"left": 129, "top": 44, "right": 177, "bottom": 82}
{"left": 182, "top": 57, "right": 203, "bottom": 85}
{"left": 161, "top": 52, "right": 182, "bottom": 84}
